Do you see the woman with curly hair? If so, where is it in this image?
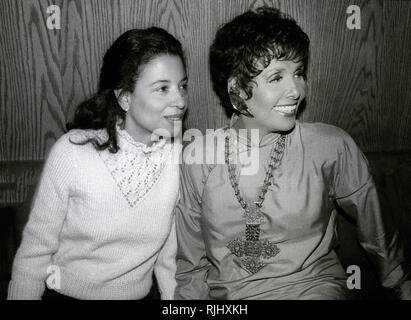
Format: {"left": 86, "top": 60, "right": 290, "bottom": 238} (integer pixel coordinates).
{"left": 8, "top": 27, "right": 188, "bottom": 300}
{"left": 174, "top": 7, "right": 410, "bottom": 299}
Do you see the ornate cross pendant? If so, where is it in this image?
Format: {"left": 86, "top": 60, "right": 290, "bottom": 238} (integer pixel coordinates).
{"left": 243, "top": 203, "right": 264, "bottom": 224}
{"left": 227, "top": 237, "right": 280, "bottom": 274}
{"left": 227, "top": 221, "right": 280, "bottom": 274}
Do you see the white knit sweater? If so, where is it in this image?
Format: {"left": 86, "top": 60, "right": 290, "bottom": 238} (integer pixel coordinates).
{"left": 7, "top": 127, "right": 180, "bottom": 300}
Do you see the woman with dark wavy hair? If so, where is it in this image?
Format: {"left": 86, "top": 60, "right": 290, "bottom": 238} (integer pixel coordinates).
{"left": 8, "top": 27, "right": 188, "bottom": 300}
{"left": 174, "top": 7, "right": 410, "bottom": 299}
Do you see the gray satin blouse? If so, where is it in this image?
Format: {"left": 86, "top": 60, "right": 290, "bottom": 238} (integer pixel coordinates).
{"left": 174, "top": 117, "right": 407, "bottom": 300}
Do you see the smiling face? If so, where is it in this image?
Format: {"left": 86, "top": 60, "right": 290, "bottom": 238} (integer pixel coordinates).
{"left": 239, "top": 59, "right": 306, "bottom": 135}
{"left": 121, "top": 54, "right": 187, "bottom": 144}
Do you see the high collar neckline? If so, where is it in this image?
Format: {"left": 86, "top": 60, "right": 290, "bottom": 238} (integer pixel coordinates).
{"left": 115, "top": 123, "right": 168, "bottom": 154}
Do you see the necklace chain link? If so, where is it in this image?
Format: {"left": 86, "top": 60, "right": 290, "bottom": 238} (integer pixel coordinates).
{"left": 224, "top": 130, "right": 286, "bottom": 274}
{"left": 224, "top": 132, "right": 286, "bottom": 210}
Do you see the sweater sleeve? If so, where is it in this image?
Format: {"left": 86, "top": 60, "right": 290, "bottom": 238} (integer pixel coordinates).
{"left": 7, "top": 135, "right": 74, "bottom": 300}
{"left": 154, "top": 215, "right": 178, "bottom": 300}
{"left": 333, "top": 132, "right": 409, "bottom": 289}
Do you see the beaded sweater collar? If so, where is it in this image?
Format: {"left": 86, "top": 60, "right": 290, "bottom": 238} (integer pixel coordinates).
{"left": 78, "top": 125, "right": 172, "bottom": 207}
{"left": 115, "top": 124, "right": 168, "bottom": 154}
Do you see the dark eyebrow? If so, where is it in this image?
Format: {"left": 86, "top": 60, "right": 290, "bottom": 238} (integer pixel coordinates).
{"left": 262, "top": 68, "right": 284, "bottom": 79}
{"left": 149, "top": 80, "right": 170, "bottom": 86}
{"left": 265, "top": 68, "right": 285, "bottom": 74}
{"left": 263, "top": 63, "right": 305, "bottom": 77}
{"left": 149, "top": 76, "right": 188, "bottom": 86}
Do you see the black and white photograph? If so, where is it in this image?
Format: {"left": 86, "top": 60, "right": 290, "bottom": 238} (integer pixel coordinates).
{"left": 1, "top": 0, "right": 410, "bottom": 312}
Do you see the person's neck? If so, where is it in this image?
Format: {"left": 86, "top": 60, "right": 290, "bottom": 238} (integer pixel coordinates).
{"left": 123, "top": 121, "right": 157, "bottom": 146}
{"left": 234, "top": 115, "right": 281, "bottom": 144}
{"left": 129, "top": 132, "right": 157, "bottom": 146}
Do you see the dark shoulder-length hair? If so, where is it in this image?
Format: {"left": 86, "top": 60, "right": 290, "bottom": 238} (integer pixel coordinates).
{"left": 209, "top": 7, "right": 310, "bottom": 117}
{"left": 66, "top": 27, "right": 186, "bottom": 153}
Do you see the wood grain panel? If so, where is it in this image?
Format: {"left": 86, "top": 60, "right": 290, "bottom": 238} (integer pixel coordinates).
{"left": 184, "top": 0, "right": 220, "bottom": 132}
{"left": 0, "top": 0, "right": 65, "bottom": 160}
{"left": 300, "top": 0, "right": 376, "bottom": 146}
{"left": 1, "top": 0, "right": 411, "bottom": 167}
{"left": 378, "top": 0, "right": 411, "bottom": 151}
{"left": 62, "top": 0, "right": 120, "bottom": 122}
{"left": 0, "top": 161, "right": 43, "bottom": 206}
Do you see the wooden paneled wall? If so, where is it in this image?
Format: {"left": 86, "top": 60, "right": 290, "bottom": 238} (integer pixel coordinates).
{"left": 1, "top": 0, "right": 411, "bottom": 205}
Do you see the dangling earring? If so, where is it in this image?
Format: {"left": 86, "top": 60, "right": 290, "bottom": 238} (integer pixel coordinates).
{"left": 229, "top": 89, "right": 254, "bottom": 118}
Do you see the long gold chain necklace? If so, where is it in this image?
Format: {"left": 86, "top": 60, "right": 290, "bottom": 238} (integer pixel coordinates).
{"left": 225, "top": 132, "right": 286, "bottom": 274}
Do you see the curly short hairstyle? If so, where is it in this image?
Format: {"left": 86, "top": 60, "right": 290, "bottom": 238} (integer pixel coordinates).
{"left": 209, "top": 7, "right": 310, "bottom": 116}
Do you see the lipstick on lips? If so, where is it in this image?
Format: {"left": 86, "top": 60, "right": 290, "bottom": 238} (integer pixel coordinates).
{"left": 164, "top": 113, "right": 185, "bottom": 121}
